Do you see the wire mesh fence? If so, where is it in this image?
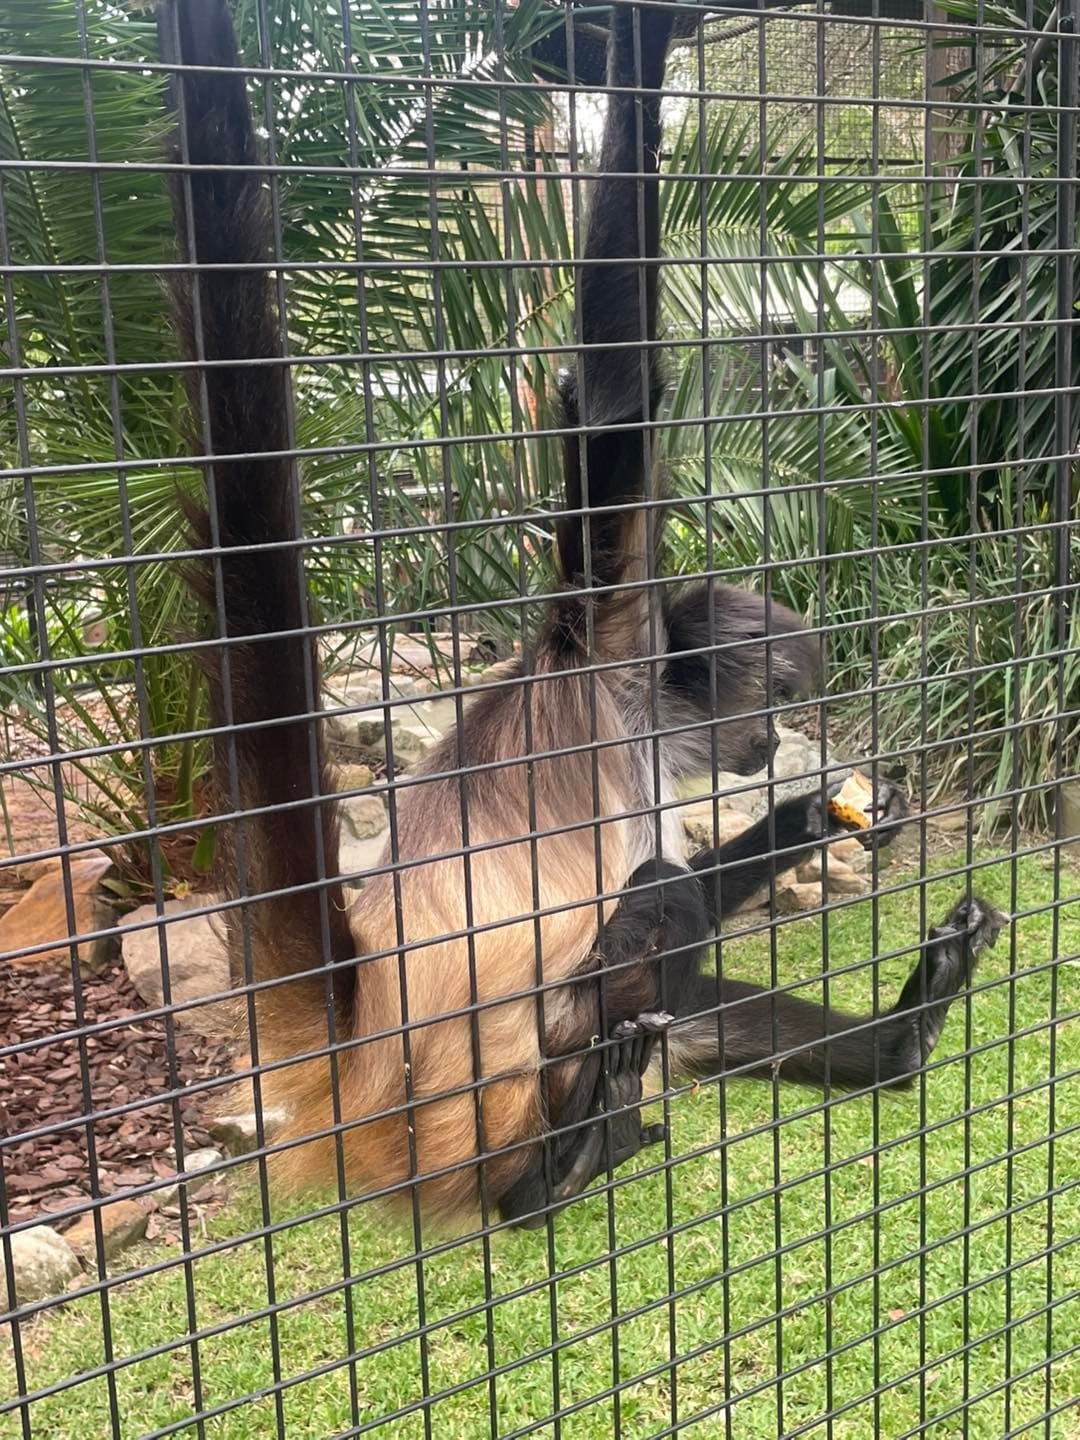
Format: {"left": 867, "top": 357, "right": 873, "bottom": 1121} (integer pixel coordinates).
{"left": 0, "top": 0, "right": 1077, "bottom": 1436}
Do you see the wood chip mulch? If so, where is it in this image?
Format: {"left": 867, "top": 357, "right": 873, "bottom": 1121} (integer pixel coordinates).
{"left": 0, "top": 956, "right": 236, "bottom": 1232}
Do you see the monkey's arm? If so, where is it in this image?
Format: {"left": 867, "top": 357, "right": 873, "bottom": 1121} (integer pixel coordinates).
{"left": 689, "top": 780, "right": 908, "bottom": 927}
{"left": 667, "top": 894, "right": 1006, "bottom": 1090}
{"left": 501, "top": 857, "right": 709, "bottom": 1229}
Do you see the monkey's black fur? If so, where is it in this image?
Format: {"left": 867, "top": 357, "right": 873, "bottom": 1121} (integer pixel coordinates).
{"left": 158, "top": 0, "right": 1006, "bottom": 1230}
{"left": 495, "top": 3, "right": 1005, "bottom": 1227}
{"left": 158, "top": 0, "right": 354, "bottom": 1028}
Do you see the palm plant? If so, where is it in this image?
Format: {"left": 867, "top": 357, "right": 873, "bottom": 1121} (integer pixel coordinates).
{"left": 656, "top": 105, "right": 925, "bottom": 625}
{"left": 0, "top": 0, "right": 571, "bottom": 882}
{"left": 2, "top": 0, "right": 1074, "bottom": 874}
{"left": 815, "top": 0, "right": 1078, "bottom": 830}
{"left": 650, "top": 0, "right": 1078, "bottom": 832}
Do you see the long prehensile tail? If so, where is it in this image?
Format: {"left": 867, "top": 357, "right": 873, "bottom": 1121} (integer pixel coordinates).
{"left": 552, "top": 3, "right": 676, "bottom": 658}
{"left": 158, "top": 0, "right": 355, "bottom": 1042}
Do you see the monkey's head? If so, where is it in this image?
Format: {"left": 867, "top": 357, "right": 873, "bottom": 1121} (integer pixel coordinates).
{"left": 660, "top": 583, "right": 820, "bottom": 779}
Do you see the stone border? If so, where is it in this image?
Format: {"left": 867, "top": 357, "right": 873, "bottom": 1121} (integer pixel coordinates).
{"left": 1, "top": 1127, "right": 262, "bottom": 1313}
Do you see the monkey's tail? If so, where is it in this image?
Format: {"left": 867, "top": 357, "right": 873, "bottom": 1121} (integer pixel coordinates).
{"left": 549, "top": 2, "right": 675, "bottom": 662}
{"left": 159, "top": 0, "right": 356, "bottom": 1042}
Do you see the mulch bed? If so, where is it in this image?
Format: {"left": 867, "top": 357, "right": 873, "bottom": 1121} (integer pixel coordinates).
{"left": 0, "top": 956, "right": 235, "bottom": 1232}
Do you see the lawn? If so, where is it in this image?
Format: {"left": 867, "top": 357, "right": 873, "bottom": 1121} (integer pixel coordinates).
{"left": 3, "top": 848, "right": 1078, "bottom": 1440}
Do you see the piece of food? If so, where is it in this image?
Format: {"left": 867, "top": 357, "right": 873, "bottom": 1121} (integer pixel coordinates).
{"left": 828, "top": 770, "right": 875, "bottom": 830}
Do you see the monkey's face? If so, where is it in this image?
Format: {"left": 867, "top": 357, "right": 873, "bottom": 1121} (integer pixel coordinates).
{"left": 672, "top": 695, "right": 784, "bottom": 778}
{"left": 721, "top": 710, "right": 782, "bottom": 777}
{"left": 659, "top": 583, "right": 819, "bottom": 782}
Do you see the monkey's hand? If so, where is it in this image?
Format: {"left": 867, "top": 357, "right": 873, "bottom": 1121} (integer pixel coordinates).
{"left": 507, "top": 1013, "right": 670, "bottom": 1231}
{"left": 807, "top": 777, "right": 909, "bottom": 851}
{"left": 553, "top": 1014, "right": 670, "bottom": 1199}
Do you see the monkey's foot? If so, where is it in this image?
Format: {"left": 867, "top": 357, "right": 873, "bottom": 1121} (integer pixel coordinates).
{"left": 890, "top": 894, "right": 1008, "bottom": 1068}
{"left": 507, "top": 1011, "right": 672, "bottom": 1230}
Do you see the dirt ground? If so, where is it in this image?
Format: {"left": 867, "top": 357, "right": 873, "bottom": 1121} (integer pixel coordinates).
{"left": 1, "top": 760, "right": 235, "bottom": 1232}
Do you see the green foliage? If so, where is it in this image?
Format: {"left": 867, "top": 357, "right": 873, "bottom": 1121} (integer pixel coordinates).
{"left": 0, "top": 594, "right": 95, "bottom": 704}
{"left": 1, "top": 0, "right": 1076, "bottom": 855}
{"left": 0, "top": 0, "right": 572, "bottom": 870}
{"left": 651, "top": 2, "right": 1078, "bottom": 833}
{"left": 833, "top": 515, "right": 1080, "bottom": 833}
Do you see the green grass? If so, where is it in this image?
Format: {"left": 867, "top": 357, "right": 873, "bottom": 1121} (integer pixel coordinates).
{"left": 3, "top": 850, "right": 1078, "bottom": 1440}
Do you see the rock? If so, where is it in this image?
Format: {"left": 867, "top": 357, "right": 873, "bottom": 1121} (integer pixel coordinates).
{"left": 386, "top": 634, "right": 454, "bottom": 673}
{"left": 792, "top": 836, "right": 880, "bottom": 881}
{"left": 182, "top": 1146, "right": 224, "bottom": 1177}
{"left": 831, "top": 835, "right": 870, "bottom": 871}
{"left": 336, "top": 762, "right": 374, "bottom": 793}
{"left": 387, "top": 726, "right": 430, "bottom": 767}
{"left": 0, "top": 1225, "right": 81, "bottom": 1309}
{"left": 932, "top": 807, "right": 969, "bottom": 833}
{"left": 823, "top": 860, "right": 870, "bottom": 897}
{"left": 339, "top": 833, "right": 389, "bottom": 888}
{"left": 677, "top": 773, "right": 759, "bottom": 816}
{"left": 772, "top": 729, "right": 815, "bottom": 780}
{"left": 323, "top": 657, "right": 446, "bottom": 703}
{"left": 340, "top": 793, "right": 387, "bottom": 840}
{"left": 327, "top": 677, "right": 381, "bottom": 708}
{"left": 157, "top": 1147, "right": 225, "bottom": 1207}
{"left": 797, "top": 854, "right": 823, "bottom": 883}
{"left": 403, "top": 675, "right": 437, "bottom": 696}
{"left": 680, "top": 805, "right": 754, "bottom": 850}
{"left": 781, "top": 854, "right": 868, "bottom": 902}
{"left": 776, "top": 881, "right": 824, "bottom": 914}
{"left": 63, "top": 1200, "right": 148, "bottom": 1264}
{"left": 324, "top": 710, "right": 366, "bottom": 748}
{"left": 13, "top": 848, "right": 111, "bottom": 886}
{"left": 326, "top": 711, "right": 430, "bottom": 769}
{"left": 356, "top": 717, "right": 393, "bottom": 749}
{"left": 0, "top": 854, "right": 115, "bottom": 971}
{"left": 120, "top": 894, "right": 230, "bottom": 1030}
{"left": 406, "top": 695, "right": 461, "bottom": 737}
{"left": 207, "top": 1107, "right": 286, "bottom": 1156}
{"left": 0, "top": 887, "right": 25, "bottom": 921}
{"left": 792, "top": 844, "right": 875, "bottom": 892}
{"left": 324, "top": 712, "right": 386, "bottom": 750}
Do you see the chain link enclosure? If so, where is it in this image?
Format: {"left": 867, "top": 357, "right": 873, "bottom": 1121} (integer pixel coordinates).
{"left": 1, "top": 0, "right": 1077, "bottom": 1436}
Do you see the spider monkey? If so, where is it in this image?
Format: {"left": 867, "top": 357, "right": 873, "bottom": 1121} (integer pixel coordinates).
{"left": 159, "top": 0, "right": 1006, "bottom": 1230}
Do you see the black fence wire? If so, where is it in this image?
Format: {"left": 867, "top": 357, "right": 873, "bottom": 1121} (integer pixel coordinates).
{"left": 0, "top": 0, "right": 1077, "bottom": 1437}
